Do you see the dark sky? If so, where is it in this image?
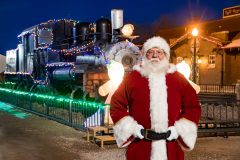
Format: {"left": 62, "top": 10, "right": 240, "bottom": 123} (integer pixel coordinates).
{"left": 0, "top": 0, "right": 239, "bottom": 54}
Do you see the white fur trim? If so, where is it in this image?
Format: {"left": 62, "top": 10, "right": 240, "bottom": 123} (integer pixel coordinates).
{"left": 133, "top": 65, "right": 141, "bottom": 72}
{"left": 174, "top": 118, "right": 198, "bottom": 150}
{"left": 149, "top": 72, "right": 168, "bottom": 160}
{"left": 143, "top": 36, "right": 170, "bottom": 60}
{"left": 151, "top": 140, "right": 167, "bottom": 160}
{"left": 113, "top": 116, "right": 138, "bottom": 148}
{"left": 133, "top": 64, "right": 177, "bottom": 160}
{"left": 167, "top": 126, "right": 179, "bottom": 141}
{"left": 133, "top": 63, "right": 177, "bottom": 78}
{"left": 167, "top": 64, "right": 177, "bottom": 73}
{"left": 133, "top": 64, "right": 149, "bottom": 78}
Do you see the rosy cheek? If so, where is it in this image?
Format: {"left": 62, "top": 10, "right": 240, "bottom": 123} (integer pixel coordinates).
{"left": 158, "top": 55, "right": 165, "bottom": 60}
{"left": 146, "top": 55, "right": 152, "bottom": 60}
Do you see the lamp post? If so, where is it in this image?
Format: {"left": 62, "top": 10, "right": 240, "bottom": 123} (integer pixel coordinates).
{"left": 192, "top": 28, "right": 198, "bottom": 83}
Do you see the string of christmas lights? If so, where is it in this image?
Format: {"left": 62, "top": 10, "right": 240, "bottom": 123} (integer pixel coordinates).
{"left": 4, "top": 71, "right": 31, "bottom": 75}
{"left": 0, "top": 87, "right": 107, "bottom": 116}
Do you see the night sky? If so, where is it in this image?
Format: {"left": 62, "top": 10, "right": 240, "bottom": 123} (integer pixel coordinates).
{"left": 0, "top": 0, "right": 239, "bottom": 54}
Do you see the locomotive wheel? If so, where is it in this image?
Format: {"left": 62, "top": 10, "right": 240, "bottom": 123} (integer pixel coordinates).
{"left": 106, "top": 41, "right": 140, "bottom": 71}
{"left": 71, "top": 86, "right": 85, "bottom": 100}
{"left": 15, "top": 81, "right": 30, "bottom": 91}
{"left": 30, "top": 84, "right": 55, "bottom": 95}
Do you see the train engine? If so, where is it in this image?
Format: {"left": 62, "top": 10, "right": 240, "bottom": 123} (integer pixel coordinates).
{"left": 4, "top": 9, "right": 141, "bottom": 102}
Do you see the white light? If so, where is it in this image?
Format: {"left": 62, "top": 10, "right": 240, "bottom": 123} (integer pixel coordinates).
{"left": 98, "top": 81, "right": 111, "bottom": 97}
{"left": 107, "top": 60, "right": 124, "bottom": 86}
{"left": 121, "top": 24, "right": 134, "bottom": 37}
{"left": 98, "top": 60, "right": 125, "bottom": 97}
{"left": 198, "top": 59, "right": 202, "bottom": 64}
{"left": 192, "top": 28, "right": 198, "bottom": 37}
{"left": 176, "top": 60, "right": 191, "bottom": 79}
{"left": 176, "top": 60, "right": 200, "bottom": 94}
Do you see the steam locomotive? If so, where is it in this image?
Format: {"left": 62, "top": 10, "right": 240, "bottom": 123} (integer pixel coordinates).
{"left": 4, "top": 9, "right": 140, "bottom": 102}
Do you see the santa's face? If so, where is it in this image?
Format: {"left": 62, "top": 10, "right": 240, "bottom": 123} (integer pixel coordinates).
{"left": 146, "top": 47, "right": 166, "bottom": 63}
{"left": 143, "top": 47, "right": 169, "bottom": 74}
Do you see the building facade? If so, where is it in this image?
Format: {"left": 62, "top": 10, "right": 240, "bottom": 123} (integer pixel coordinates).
{"left": 156, "top": 6, "right": 240, "bottom": 85}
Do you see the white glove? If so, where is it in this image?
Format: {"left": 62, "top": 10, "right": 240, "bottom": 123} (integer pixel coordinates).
{"left": 133, "top": 124, "right": 144, "bottom": 139}
{"left": 167, "top": 126, "right": 179, "bottom": 141}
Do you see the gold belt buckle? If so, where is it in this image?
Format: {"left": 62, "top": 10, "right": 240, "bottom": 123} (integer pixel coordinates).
{"left": 144, "top": 129, "right": 152, "bottom": 140}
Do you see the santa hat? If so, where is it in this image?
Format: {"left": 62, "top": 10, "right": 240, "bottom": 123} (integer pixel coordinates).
{"left": 143, "top": 36, "right": 170, "bottom": 60}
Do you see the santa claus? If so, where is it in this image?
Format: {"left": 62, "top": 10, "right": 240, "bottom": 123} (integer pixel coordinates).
{"left": 110, "top": 36, "right": 201, "bottom": 160}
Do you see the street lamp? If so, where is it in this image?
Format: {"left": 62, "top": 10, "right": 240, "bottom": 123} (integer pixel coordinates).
{"left": 192, "top": 27, "right": 198, "bottom": 83}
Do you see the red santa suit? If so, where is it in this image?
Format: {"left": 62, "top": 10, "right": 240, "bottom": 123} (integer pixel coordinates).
{"left": 110, "top": 64, "right": 201, "bottom": 160}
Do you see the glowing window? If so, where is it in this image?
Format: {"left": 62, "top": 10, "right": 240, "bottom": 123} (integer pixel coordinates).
{"left": 208, "top": 55, "right": 216, "bottom": 64}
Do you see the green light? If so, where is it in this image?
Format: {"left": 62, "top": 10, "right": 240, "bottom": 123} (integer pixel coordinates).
{"left": 0, "top": 101, "right": 30, "bottom": 119}
{"left": 0, "top": 87, "right": 108, "bottom": 117}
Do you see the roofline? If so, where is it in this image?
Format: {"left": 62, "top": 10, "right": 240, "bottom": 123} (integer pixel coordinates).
{"left": 157, "top": 15, "right": 240, "bottom": 39}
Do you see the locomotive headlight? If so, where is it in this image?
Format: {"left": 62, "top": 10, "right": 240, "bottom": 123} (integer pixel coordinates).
{"left": 121, "top": 24, "right": 134, "bottom": 37}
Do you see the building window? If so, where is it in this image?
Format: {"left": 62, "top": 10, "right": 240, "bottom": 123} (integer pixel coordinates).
{"left": 208, "top": 55, "right": 216, "bottom": 68}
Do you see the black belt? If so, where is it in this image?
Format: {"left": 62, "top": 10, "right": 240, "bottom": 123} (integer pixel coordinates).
{"left": 140, "top": 129, "right": 171, "bottom": 141}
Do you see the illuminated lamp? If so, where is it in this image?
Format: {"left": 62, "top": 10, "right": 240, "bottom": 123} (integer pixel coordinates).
{"left": 121, "top": 24, "right": 134, "bottom": 37}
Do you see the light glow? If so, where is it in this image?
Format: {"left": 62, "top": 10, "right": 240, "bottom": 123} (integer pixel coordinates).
{"left": 176, "top": 61, "right": 200, "bottom": 93}
{"left": 107, "top": 60, "right": 124, "bottom": 87}
{"left": 121, "top": 24, "right": 134, "bottom": 37}
{"left": 98, "top": 60, "right": 125, "bottom": 103}
{"left": 176, "top": 60, "right": 191, "bottom": 79}
{"left": 192, "top": 28, "right": 199, "bottom": 37}
{"left": 198, "top": 59, "right": 202, "bottom": 64}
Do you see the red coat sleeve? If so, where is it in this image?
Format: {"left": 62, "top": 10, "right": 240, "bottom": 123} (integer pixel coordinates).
{"left": 179, "top": 74, "right": 201, "bottom": 124}
{"left": 110, "top": 75, "right": 130, "bottom": 123}
{"left": 174, "top": 72, "right": 201, "bottom": 150}
{"left": 110, "top": 74, "right": 141, "bottom": 148}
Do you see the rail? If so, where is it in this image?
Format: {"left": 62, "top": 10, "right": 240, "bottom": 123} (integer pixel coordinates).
{"left": 199, "top": 84, "right": 236, "bottom": 94}
{"left": 0, "top": 87, "right": 107, "bottom": 131}
{"left": 198, "top": 101, "right": 240, "bottom": 137}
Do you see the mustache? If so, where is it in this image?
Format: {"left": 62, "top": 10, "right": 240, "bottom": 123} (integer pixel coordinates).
{"left": 150, "top": 58, "right": 160, "bottom": 62}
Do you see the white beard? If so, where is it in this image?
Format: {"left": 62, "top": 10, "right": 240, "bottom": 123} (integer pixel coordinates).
{"left": 142, "top": 57, "right": 169, "bottom": 75}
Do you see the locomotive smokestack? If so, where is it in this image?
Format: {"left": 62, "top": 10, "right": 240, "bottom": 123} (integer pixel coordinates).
{"left": 111, "top": 9, "right": 123, "bottom": 42}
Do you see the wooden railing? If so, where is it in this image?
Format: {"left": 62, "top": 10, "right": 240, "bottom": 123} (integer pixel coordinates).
{"left": 199, "top": 84, "right": 236, "bottom": 94}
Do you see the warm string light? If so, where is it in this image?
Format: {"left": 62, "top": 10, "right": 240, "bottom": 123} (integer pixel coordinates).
{"left": 198, "top": 35, "right": 223, "bottom": 47}
{"left": 38, "top": 19, "right": 76, "bottom": 49}
{"left": 94, "top": 45, "right": 109, "bottom": 64}
{"left": 38, "top": 19, "right": 77, "bottom": 27}
{"left": 46, "top": 41, "right": 108, "bottom": 59}
{"left": 33, "top": 79, "right": 47, "bottom": 85}
{"left": 18, "top": 19, "right": 77, "bottom": 48}
{"left": 48, "top": 41, "right": 94, "bottom": 55}
{"left": 108, "top": 41, "right": 139, "bottom": 57}
{"left": 4, "top": 72, "right": 36, "bottom": 84}
{"left": 45, "top": 62, "right": 75, "bottom": 68}
{"left": 18, "top": 29, "right": 35, "bottom": 38}
{"left": 170, "top": 32, "right": 223, "bottom": 48}
{"left": 4, "top": 71, "right": 31, "bottom": 75}
{"left": 37, "top": 27, "right": 53, "bottom": 47}
{"left": 106, "top": 41, "right": 140, "bottom": 64}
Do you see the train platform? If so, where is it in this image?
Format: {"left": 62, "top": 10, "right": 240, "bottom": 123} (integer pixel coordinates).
{"left": 0, "top": 102, "right": 240, "bottom": 160}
